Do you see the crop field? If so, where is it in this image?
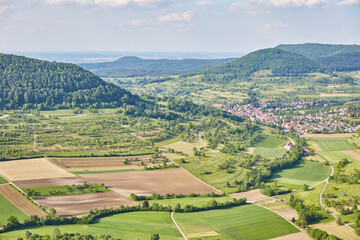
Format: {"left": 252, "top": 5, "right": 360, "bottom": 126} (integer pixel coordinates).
{"left": 174, "top": 204, "right": 299, "bottom": 240}
{"left": 0, "top": 211, "right": 182, "bottom": 240}
{"left": 318, "top": 151, "right": 358, "bottom": 163}
{"left": 0, "top": 193, "right": 28, "bottom": 226}
{"left": 50, "top": 155, "right": 154, "bottom": 171}
{"left": 342, "top": 150, "right": 360, "bottom": 161}
{"left": 310, "top": 221, "right": 359, "bottom": 240}
{"left": 230, "top": 189, "right": 266, "bottom": 202}
{"left": 308, "top": 137, "right": 354, "bottom": 151}
{"left": 0, "top": 185, "right": 47, "bottom": 218}
{"left": 252, "top": 135, "right": 286, "bottom": 148}
{"left": 161, "top": 138, "right": 208, "bottom": 155}
{"left": 269, "top": 159, "right": 331, "bottom": 186}
{"left": 13, "top": 177, "right": 85, "bottom": 189}
{"left": 253, "top": 147, "right": 287, "bottom": 159}
{"left": 80, "top": 168, "right": 221, "bottom": 198}
{"left": 0, "top": 158, "right": 74, "bottom": 181}
{"left": 35, "top": 191, "right": 137, "bottom": 216}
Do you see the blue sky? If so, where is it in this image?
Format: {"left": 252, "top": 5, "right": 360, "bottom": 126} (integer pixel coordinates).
{"left": 0, "top": 0, "right": 359, "bottom": 52}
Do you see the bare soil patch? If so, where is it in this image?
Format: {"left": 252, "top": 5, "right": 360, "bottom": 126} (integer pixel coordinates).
{"left": 270, "top": 232, "right": 309, "bottom": 240}
{"left": 0, "top": 184, "right": 46, "bottom": 217}
{"left": 187, "top": 231, "right": 219, "bottom": 238}
{"left": 50, "top": 155, "right": 153, "bottom": 171}
{"left": 274, "top": 209, "right": 298, "bottom": 220}
{"left": 35, "top": 191, "right": 137, "bottom": 216}
{"left": 310, "top": 221, "right": 359, "bottom": 240}
{"left": 342, "top": 150, "right": 360, "bottom": 161}
{"left": 230, "top": 189, "right": 266, "bottom": 202}
{"left": 302, "top": 133, "right": 355, "bottom": 138}
{"left": 0, "top": 158, "right": 74, "bottom": 181}
{"left": 80, "top": 168, "right": 222, "bottom": 198}
{"left": 13, "top": 177, "right": 85, "bottom": 189}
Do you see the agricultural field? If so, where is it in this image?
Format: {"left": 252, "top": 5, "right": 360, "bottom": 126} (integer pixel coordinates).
{"left": 318, "top": 151, "right": 358, "bottom": 163}
{"left": 269, "top": 159, "right": 331, "bottom": 186}
{"left": 310, "top": 221, "right": 359, "bottom": 240}
{"left": 0, "top": 176, "right": 8, "bottom": 184}
{"left": 252, "top": 147, "right": 287, "bottom": 159}
{"left": 80, "top": 168, "right": 221, "bottom": 198}
{"left": 161, "top": 137, "right": 208, "bottom": 156}
{"left": 0, "top": 194, "right": 28, "bottom": 226}
{"left": 174, "top": 204, "right": 299, "bottom": 240}
{"left": 230, "top": 189, "right": 266, "bottom": 202}
{"left": 0, "top": 211, "right": 182, "bottom": 240}
{"left": 35, "top": 191, "right": 137, "bottom": 216}
{"left": 249, "top": 135, "right": 287, "bottom": 159}
{"left": 13, "top": 177, "right": 85, "bottom": 189}
{"left": 307, "top": 137, "right": 354, "bottom": 151}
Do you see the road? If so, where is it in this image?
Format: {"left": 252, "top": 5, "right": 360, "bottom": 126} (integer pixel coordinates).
{"left": 171, "top": 210, "right": 187, "bottom": 240}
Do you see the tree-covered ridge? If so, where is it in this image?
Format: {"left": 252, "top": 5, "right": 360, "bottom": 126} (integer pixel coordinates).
{"left": 80, "top": 56, "right": 235, "bottom": 77}
{"left": 0, "top": 54, "right": 139, "bottom": 110}
{"left": 276, "top": 43, "right": 360, "bottom": 71}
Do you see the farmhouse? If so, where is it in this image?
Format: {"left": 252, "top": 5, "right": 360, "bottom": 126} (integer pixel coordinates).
{"left": 282, "top": 141, "right": 294, "bottom": 150}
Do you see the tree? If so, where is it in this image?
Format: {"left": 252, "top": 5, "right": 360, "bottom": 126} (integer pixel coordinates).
{"left": 53, "top": 228, "right": 61, "bottom": 238}
{"left": 49, "top": 208, "right": 56, "bottom": 215}
{"left": 151, "top": 233, "right": 160, "bottom": 240}
{"left": 25, "top": 231, "right": 32, "bottom": 239}
{"left": 303, "top": 184, "right": 310, "bottom": 191}
{"left": 7, "top": 215, "right": 19, "bottom": 225}
{"left": 142, "top": 200, "right": 149, "bottom": 208}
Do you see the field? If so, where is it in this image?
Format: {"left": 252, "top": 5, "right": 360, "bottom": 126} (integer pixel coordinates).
{"left": 13, "top": 177, "right": 85, "bottom": 189}
{"left": 0, "top": 176, "right": 8, "bottom": 184}
{"left": 80, "top": 168, "right": 221, "bottom": 198}
{"left": 174, "top": 204, "right": 299, "bottom": 240}
{"left": 161, "top": 138, "right": 208, "bottom": 155}
{"left": 0, "top": 185, "right": 47, "bottom": 218}
{"left": 308, "top": 137, "right": 354, "bottom": 151}
{"left": 250, "top": 135, "right": 287, "bottom": 159}
{"left": 0, "top": 158, "right": 74, "bottom": 181}
{"left": 230, "top": 189, "right": 267, "bottom": 202}
{"left": 35, "top": 191, "right": 137, "bottom": 216}
{"left": 310, "top": 221, "right": 359, "bottom": 240}
{"left": 0, "top": 193, "right": 28, "bottom": 226}
{"left": 269, "top": 159, "right": 331, "bottom": 186}
{"left": 252, "top": 147, "right": 287, "bottom": 159}
{"left": 252, "top": 135, "right": 286, "bottom": 148}
{"left": 342, "top": 150, "right": 360, "bottom": 161}
{"left": 50, "top": 155, "right": 154, "bottom": 171}
{"left": 0, "top": 211, "right": 182, "bottom": 240}
{"left": 318, "top": 151, "right": 358, "bottom": 163}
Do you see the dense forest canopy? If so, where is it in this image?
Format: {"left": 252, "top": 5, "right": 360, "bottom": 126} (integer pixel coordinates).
{"left": 0, "top": 54, "right": 140, "bottom": 110}
{"left": 79, "top": 56, "right": 235, "bottom": 77}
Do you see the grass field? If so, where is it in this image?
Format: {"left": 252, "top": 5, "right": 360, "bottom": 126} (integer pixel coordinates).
{"left": 309, "top": 137, "right": 354, "bottom": 151}
{"left": 175, "top": 204, "right": 299, "bottom": 240}
{"left": 318, "top": 151, "right": 358, "bottom": 163}
{"left": 252, "top": 147, "right": 287, "bottom": 159}
{"left": 0, "top": 194, "right": 28, "bottom": 226}
{"left": 0, "top": 212, "right": 182, "bottom": 240}
{"left": 137, "top": 196, "right": 235, "bottom": 208}
{"left": 252, "top": 135, "right": 286, "bottom": 148}
{"left": 269, "top": 159, "right": 331, "bottom": 186}
{"left": 0, "top": 176, "right": 8, "bottom": 184}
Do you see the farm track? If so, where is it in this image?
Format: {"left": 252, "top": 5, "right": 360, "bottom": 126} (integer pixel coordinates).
{"left": 171, "top": 211, "right": 187, "bottom": 240}
{"left": 0, "top": 184, "right": 47, "bottom": 217}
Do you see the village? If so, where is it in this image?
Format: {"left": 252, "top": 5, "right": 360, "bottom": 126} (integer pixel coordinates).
{"left": 215, "top": 101, "right": 360, "bottom": 135}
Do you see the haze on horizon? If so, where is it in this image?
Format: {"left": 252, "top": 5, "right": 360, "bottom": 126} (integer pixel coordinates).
{"left": 0, "top": 0, "right": 359, "bottom": 53}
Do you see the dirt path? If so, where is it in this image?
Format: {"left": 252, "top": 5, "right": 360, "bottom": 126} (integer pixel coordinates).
{"left": 171, "top": 210, "right": 187, "bottom": 240}
{"left": 302, "top": 133, "right": 355, "bottom": 138}
{"left": 0, "top": 114, "right": 9, "bottom": 119}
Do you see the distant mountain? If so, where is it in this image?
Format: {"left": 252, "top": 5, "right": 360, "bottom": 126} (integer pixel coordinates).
{"left": 79, "top": 57, "right": 235, "bottom": 77}
{"left": 0, "top": 54, "right": 140, "bottom": 110}
{"left": 199, "top": 48, "right": 321, "bottom": 83}
{"left": 276, "top": 43, "right": 360, "bottom": 71}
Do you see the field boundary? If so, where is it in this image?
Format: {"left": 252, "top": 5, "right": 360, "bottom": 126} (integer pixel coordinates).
{"left": 171, "top": 210, "right": 187, "bottom": 240}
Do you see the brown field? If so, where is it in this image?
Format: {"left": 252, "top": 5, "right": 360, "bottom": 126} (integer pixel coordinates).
{"left": 50, "top": 155, "right": 153, "bottom": 171}
{"left": 274, "top": 209, "right": 298, "bottom": 220}
{"left": 342, "top": 150, "right": 360, "bottom": 161}
{"left": 230, "top": 189, "right": 267, "bottom": 202}
{"left": 0, "top": 184, "right": 46, "bottom": 217}
{"left": 310, "top": 221, "right": 360, "bottom": 240}
{"left": 270, "top": 232, "right": 310, "bottom": 240}
{"left": 80, "top": 168, "right": 222, "bottom": 197}
{"left": 302, "top": 133, "right": 355, "bottom": 138}
{"left": 13, "top": 177, "right": 85, "bottom": 189}
{"left": 161, "top": 138, "right": 208, "bottom": 156}
{"left": 35, "top": 192, "right": 137, "bottom": 216}
{"left": 0, "top": 158, "right": 74, "bottom": 181}
{"left": 187, "top": 231, "right": 219, "bottom": 238}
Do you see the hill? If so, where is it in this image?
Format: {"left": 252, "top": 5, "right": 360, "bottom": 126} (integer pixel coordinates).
{"left": 0, "top": 53, "right": 140, "bottom": 110}
{"left": 276, "top": 43, "right": 360, "bottom": 71}
{"left": 79, "top": 56, "right": 235, "bottom": 77}
{"left": 199, "top": 48, "right": 321, "bottom": 83}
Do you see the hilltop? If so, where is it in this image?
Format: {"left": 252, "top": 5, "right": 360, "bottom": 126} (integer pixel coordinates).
{"left": 0, "top": 53, "right": 140, "bottom": 110}
{"left": 79, "top": 56, "right": 235, "bottom": 77}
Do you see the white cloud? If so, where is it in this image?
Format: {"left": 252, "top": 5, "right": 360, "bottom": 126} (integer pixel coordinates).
{"left": 44, "top": 0, "right": 165, "bottom": 8}
{"left": 157, "top": 10, "right": 194, "bottom": 23}
{"left": 258, "top": 22, "right": 288, "bottom": 33}
{"left": 196, "top": 1, "right": 213, "bottom": 8}
{"left": 131, "top": 18, "right": 152, "bottom": 26}
{"left": 336, "top": 0, "right": 359, "bottom": 6}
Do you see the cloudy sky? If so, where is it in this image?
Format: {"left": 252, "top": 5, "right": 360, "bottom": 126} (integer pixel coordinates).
{"left": 0, "top": 0, "right": 359, "bottom": 52}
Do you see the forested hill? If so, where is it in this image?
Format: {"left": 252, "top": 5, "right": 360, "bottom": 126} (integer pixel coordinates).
{"left": 79, "top": 56, "right": 235, "bottom": 77}
{"left": 198, "top": 48, "right": 321, "bottom": 83}
{"left": 276, "top": 43, "right": 360, "bottom": 71}
{"left": 0, "top": 53, "right": 140, "bottom": 110}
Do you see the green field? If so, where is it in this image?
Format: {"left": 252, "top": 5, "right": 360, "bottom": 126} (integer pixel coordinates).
{"left": 137, "top": 196, "right": 235, "bottom": 208}
{"left": 309, "top": 137, "right": 354, "bottom": 151}
{"left": 23, "top": 184, "right": 109, "bottom": 197}
{"left": 0, "top": 212, "right": 182, "bottom": 240}
{"left": 175, "top": 204, "right": 299, "bottom": 240}
{"left": 269, "top": 159, "right": 331, "bottom": 186}
{"left": 252, "top": 135, "right": 286, "bottom": 148}
{"left": 0, "top": 194, "right": 28, "bottom": 226}
{"left": 318, "top": 151, "right": 358, "bottom": 163}
{"left": 253, "top": 147, "right": 287, "bottom": 159}
{"left": 0, "top": 176, "right": 8, "bottom": 184}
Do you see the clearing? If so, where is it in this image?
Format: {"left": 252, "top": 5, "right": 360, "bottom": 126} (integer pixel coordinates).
{"left": 0, "top": 158, "right": 74, "bottom": 181}
{"left": 0, "top": 185, "right": 46, "bottom": 218}
{"left": 175, "top": 204, "right": 299, "bottom": 240}
{"left": 35, "top": 191, "right": 137, "bottom": 216}
{"left": 80, "top": 168, "right": 222, "bottom": 198}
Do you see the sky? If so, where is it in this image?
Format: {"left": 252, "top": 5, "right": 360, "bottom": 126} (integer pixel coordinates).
{"left": 0, "top": 0, "right": 359, "bottom": 53}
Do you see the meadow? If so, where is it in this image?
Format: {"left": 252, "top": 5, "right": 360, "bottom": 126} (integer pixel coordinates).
{"left": 250, "top": 135, "right": 287, "bottom": 159}
{"left": 309, "top": 137, "right": 354, "bottom": 151}
{"left": 137, "top": 196, "right": 235, "bottom": 208}
{"left": 174, "top": 204, "right": 299, "bottom": 240}
{"left": 252, "top": 147, "right": 287, "bottom": 159}
{"left": 0, "top": 194, "right": 28, "bottom": 226}
{"left": 0, "top": 176, "right": 8, "bottom": 184}
{"left": 318, "top": 151, "right": 358, "bottom": 163}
